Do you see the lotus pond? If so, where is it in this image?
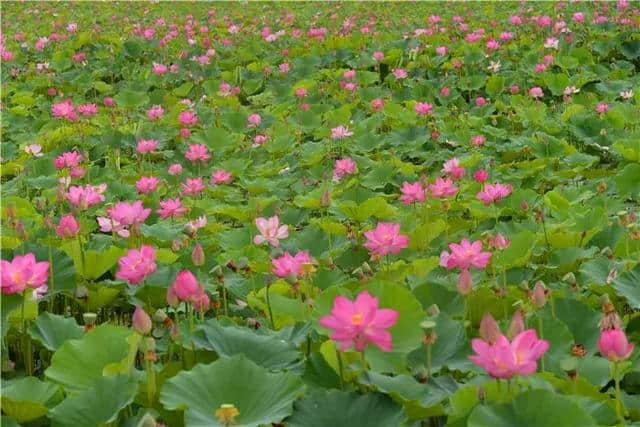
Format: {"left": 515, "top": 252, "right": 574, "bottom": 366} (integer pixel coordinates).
{"left": 1, "top": 1, "right": 640, "bottom": 426}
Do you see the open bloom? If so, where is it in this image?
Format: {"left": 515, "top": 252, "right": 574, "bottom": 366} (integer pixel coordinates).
{"left": 77, "top": 103, "right": 98, "bottom": 116}
{"left": 1, "top": 253, "right": 50, "bottom": 294}
{"left": 56, "top": 214, "right": 80, "bottom": 238}
{"left": 429, "top": 177, "right": 458, "bottom": 198}
{"left": 440, "top": 239, "right": 492, "bottom": 271}
{"left": 107, "top": 201, "right": 150, "bottom": 228}
{"left": 135, "top": 176, "right": 160, "bottom": 194}
{"left": 363, "top": 223, "right": 409, "bottom": 258}
{"left": 400, "top": 181, "right": 425, "bottom": 205}
{"left": 211, "top": 170, "right": 233, "bottom": 185}
{"left": 51, "top": 99, "right": 77, "bottom": 121}
{"left": 178, "top": 111, "right": 198, "bottom": 126}
{"left": 97, "top": 216, "right": 129, "bottom": 238}
{"left": 470, "top": 326, "right": 549, "bottom": 379}
{"left": 137, "top": 139, "right": 158, "bottom": 154}
{"left": 272, "top": 251, "right": 313, "bottom": 277}
{"left": 54, "top": 151, "right": 83, "bottom": 169}
{"left": 115, "top": 245, "right": 157, "bottom": 285}
{"left": 415, "top": 102, "right": 433, "bottom": 116}
{"left": 147, "top": 105, "right": 164, "bottom": 121}
{"left": 24, "top": 144, "right": 43, "bottom": 157}
{"left": 442, "top": 158, "right": 466, "bottom": 180}
{"left": 254, "top": 216, "right": 289, "bottom": 247}
{"left": 65, "top": 184, "right": 106, "bottom": 209}
{"left": 598, "top": 328, "right": 634, "bottom": 362}
{"left": 477, "top": 182, "right": 512, "bottom": 206}
{"left": 319, "top": 291, "right": 398, "bottom": 352}
{"left": 247, "top": 113, "right": 261, "bottom": 128}
{"left": 181, "top": 177, "right": 206, "bottom": 196}
{"left": 185, "top": 144, "right": 211, "bottom": 163}
{"left": 157, "top": 198, "right": 187, "bottom": 219}
{"left": 333, "top": 158, "right": 357, "bottom": 181}
{"left": 331, "top": 125, "right": 353, "bottom": 140}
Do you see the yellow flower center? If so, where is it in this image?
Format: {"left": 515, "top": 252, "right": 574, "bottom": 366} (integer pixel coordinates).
{"left": 11, "top": 271, "right": 23, "bottom": 284}
{"left": 352, "top": 313, "right": 363, "bottom": 325}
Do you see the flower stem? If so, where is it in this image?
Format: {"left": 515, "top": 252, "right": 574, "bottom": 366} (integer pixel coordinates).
{"left": 265, "top": 283, "right": 275, "bottom": 329}
{"left": 426, "top": 343, "right": 432, "bottom": 379}
{"left": 145, "top": 355, "right": 156, "bottom": 405}
{"left": 336, "top": 348, "right": 344, "bottom": 390}
{"left": 613, "top": 362, "right": 625, "bottom": 424}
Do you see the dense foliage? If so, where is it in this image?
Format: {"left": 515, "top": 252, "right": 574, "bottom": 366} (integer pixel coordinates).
{"left": 1, "top": 1, "right": 639, "bottom": 426}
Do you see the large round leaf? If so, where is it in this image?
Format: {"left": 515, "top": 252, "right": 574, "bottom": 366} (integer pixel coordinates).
{"left": 45, "top": 324, "right": 134, "bottom": 391}
{"left": 467, "top": 389, "right": 596, "bottom": 427}
{"left": 0, "top": 377, "right": 62, "bottom": 422}
{"left": 287, "top": 390, "right": 407, "bottom": 427}
{"left": 160, "top": 355, "right": 304, "bottom": 427}
{"left": 193, "top": 319, "right": 303, "bottom": 371}
{"left": 29, "top": 312, "right": 83, "bottom": 351}
{"left": 48, "top": 375, "right": 138, "bottom": 427}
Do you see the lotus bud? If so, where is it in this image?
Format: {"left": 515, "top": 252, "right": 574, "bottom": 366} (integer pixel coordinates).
{"left": 133, "top": 307, "right": 152, "bottom": 335}
{"left": 479, "top": 313, "right": 501, "bottom": 344}
{"left": 191, "top": 243, "right": 205, "bottom": 266}
{"left": 427, "top": 304, "right": 440, "bottom": 317}
{"left": 456, "top": 269, "right": 472, "bottom": 295}
{"left": 507, "top": 310, "right": 525, "bottom": 340}
{"left": 478, "top": 386, "right": 486, "bottom": 402}
{"left": 531, "top": 281, "right": 547, "bottom": 308}
{"left": 520, "top": 201, "right": 529, "bottom": 212}
{"left": 321, "top": 189, "right": 331, "bottom": 207}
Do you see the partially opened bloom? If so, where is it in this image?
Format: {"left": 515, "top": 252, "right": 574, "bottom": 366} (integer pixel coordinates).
{"left": 135, "top": 176, "right": 160, "bottom": 194}
{"left": 115, "top": 245, "right": 157, "bottom": 285}
{"left": 598, "top": 328, "right": 634, "bottom": 362}
{"left": 54, "top": 151, "right": 83, "bottom": 169}
{"left": 24, "top": 144, "right": 43, "bottom": 157}
{"left": 1, "top": 253, "right": 50, "bottom": 294}
{"left": 178, "top": 111, "right": 198, "bottom": 126}
{"left": 333, "top": 158, "right": 357, "bottom": 181}
{"left": 272, "top": 251, "right": 313, "bottom": 277}
{"left": 181, "top": 177, "right": 206, "bottom": 196}
{"left": 56, "top": 214, "right": 80, "bottom": 238}
{"left": 469, "top": 327, "right": 549, "bottom": 379}
{"left": 429, "top": 177, "right": 459, "bottom": 198}
{"left": 331, "top": 125, "right": 353, "bottom": 140}
{"left": 97, "top": 216, "right": 129, "bottom": 237}
{"left": 65, "top": 184, "right": 106, "bottom": 210}
{"left": 319, "top": 291, "right": 398, "bottom": 352}
{"left": 399, "top": 181, "right": 425, "bottom": 205}
{"left": 185, "top": 144, "right": 211, "bottom": 163}
{"left": 363, "top": 223, "right": 409, "bottom": 258}
{"left": 415, "top": 102, "right": 433, "bottom": 116}
{"left": 211, "top": 169, "right": 233, "bottom": 185}
{"left": 254, "top": 216, "right": 289, "bottom": 247}
{"left": 440, "top": 239, "right": 492, "bottom": 271}
{"left": 477, "top": 183, "right": 512, "bottom": 206}
{"left": 137, "top": 139, "right": 158, "bottom": 154}
{"left": 51, "top": 99, "right": 77, "bottom": 121}
{"left": 157, "top": 198, "right": 188, "bottom": 219}
{"left": 170, "top": 270, "right": 203, "bottom": 302}
{"left": 442, "top": 158, "right": 466, "bottom": 180}
{"left": 107, "top": 201, "right": 150, "bottom": 228}
{"left": 147, "top": 105, "right": 165, "bottom": 121}
{"left": 247, "top": 113, "right": 261, "bottom": 128}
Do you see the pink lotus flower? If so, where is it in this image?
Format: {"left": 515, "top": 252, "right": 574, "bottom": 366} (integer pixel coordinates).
{"left": 596, "top": 103, "right": 609, "bottom": 114}
{"left": 490, "top": 233, "right": 511, "bottom": 250}
{"left": 392, "top": 68, "right": 407, "bottom": 79}
{"left": 137, "top": 139, "right": 158, "bottom": 154}
{"left": 476, "top": 182, "right": 513, "bottom": 206}
{"left": 319, "top": 291, "right": 398, "bottom": 352}
{"left": 178, "top": 111, "right": 198, "bottom": 126}
{"left": 295, "top": 88, "right": 308, "bottom": 98}
{"left": 107, "top": 201, "right": 150, "bottom": 227}
{"left": 1, "top": 253, "right": 50, "bottom": 295}
{"left": 168, "top": 163, "right": 183, "bottom": 176}
{"left": 598, "top": 328, "right": 634, "bottom": 362}
{"left": 103, "top": 97, "right": 115, "bottom": 107}
{"left": 272, "top": 251, "right": 313, "bottom": 277}
{"left": 132, "top": 306, "right": 152, "bottom": 335}
{"left": 152, "top": 63, "right": 168, "bottom": 75}
{"left": 181, "top": 177, "right": 206, "bottom": 196}
{"left": 471, "top": 135, "right": 485, "bottom": 147}
{"left": 253, "top": 134, "right": 268, "bottom": 147}
{"left": 331, "top": 125, "right": 353, "bottom": 140}
{"left": 211, "top": 170, "right": 233, "bottom": 185}
{"left": 51, "top": 99, "right": 77, "bottom": 121}
{"left": 24, "top": 144, "right": 43, "bottom": 157}
{"left": 169, "top": 271, "right": 203, "bottom": 304}
{"left": 56, "top": 214, "right": 80, "bottom": 238}
{"left": 147, "top": 105, "right": 164, "bottom": 121}
{"left": 370, "top": 98, "right": 384, "bottom": 111}
{"left": 333, "top": 158, "right": 357, "bottom": 181}
{"left": 192, "top": 292, "right": 210, "bottom": 312}
{"left": 185, "top": 216, "right": 208, "bottom": 234}
{"left": 400, "top": 181, "right": 425, "bottom": 205}
{"left": 97, "top": 216, "right": 129, "bottom": 238}
{"left": 254, "top": 216, "right": 289, "bottom": 247}
{"left": 436, "top": 46, "right": 447, "bottom": 55}
{"left": 415, "top": 102, "right": 433, "bottom": 116}
{"left": 529, "top": 87, "right": 544, "bottom": 98}
{"left": 157, "top": 198, "right": 188, "bottom": 219}
{"left": 116, "top": 245, "right": 157, "bottom": 285}
{"left": 475, "top": 97, "right": 487, "bottom": 107}
{"left": 135, "top": 176, "right": 160, "bottom": 194}
{"left": 279, "top": 62, "right": 290, "bottom": 73}
{"left": 440, "top": 239, "right": 492, "bottom": 271}
{"left": 373, "top": 51, "right": 384, "bottom": 61}
{"left": 429, "top": 177, "right": 458, "bottom": 198}
{"left": 247, "top": 113, "right": 262, "bottom": 128}
{"left": 77, "top": 103, "right": 98, "bottom": 116}
{"left": 470, "top": 326, "right": 548, "bottom": 379}
{"left": 185, "top": 144, "right": 211, "bottom": 163}
{"left": 473, "top": 169, "right": 489, "bottom": 182}
{"left": 363, "top": 223, "right": 409, "bottom": 258}
{"left": 66, "top": 184, "right": 106, "bottom": 210}
{"left": 343, "top": 70, "right": 356, "bottom": 79}
{"left": 442, "top": 158, "right": 466, "bottom": 180}
{"left": 54, "top": 151, "right": 83, "bottom": 169}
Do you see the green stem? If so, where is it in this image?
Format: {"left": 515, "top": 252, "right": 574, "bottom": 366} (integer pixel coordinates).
{"left": 145, "top": 357, "right": 156, "bottom": 406}
{"left": 265, "top": 283, "right": 275, "bottom": 329}
{"left": 614, "top": 362, "right": 624, "bottom": 424}
{"left": 538, "top": 316, "right": 545, "bottom": 372}
{"left": 426, "top": 343, "right": 432, "bottom": 379}
{"left": 336, "top": 348, "right": 344, "bottom": 390}
{"left": 48, "top": 243, "right": 55, "bottom": 312}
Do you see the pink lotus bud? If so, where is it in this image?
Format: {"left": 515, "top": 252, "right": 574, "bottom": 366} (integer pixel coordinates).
{"left": 48, "top": 87, "right": 57, "bottom": 96}
{"left": 103, "top": 97, "right": 115, "bottom": 107}
{"left": 532, "top": 281, "right": 547, "bottom": 308}
{"left": 191, "top": 244, "right": 205, "bottom": 266}
{"left": 56, "top": 214, "right": 80, "bottom": 238}
{"left": 133, "top": 306, "right": 152, "bottom": 335}
{"left": 598, "top": 328, "right": 634, "bottom": 362}
{"left": 479, "top": 313, "right": 501, "bottom": 344}
{"left": 180, "top": 128, "right": 191, "bottom": 138}
{"left": 474, "top": 169, "right": 489, "bottom": 182}
{"left": 507, "top": 310, "right": 525, "bottom": 339}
